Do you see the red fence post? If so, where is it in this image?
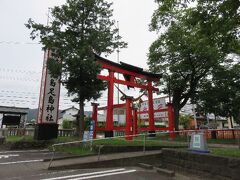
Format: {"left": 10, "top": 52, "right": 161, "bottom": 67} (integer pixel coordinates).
{"left": 91, "top": 103, "right": 99, "bottom": 139}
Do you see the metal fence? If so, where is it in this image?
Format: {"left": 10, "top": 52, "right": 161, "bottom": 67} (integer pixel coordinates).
{"left": 179, "top": 129, "right": 240, "bottom": 139}
{"left": 1, "top": 128, "right": 240, "bottom": 139}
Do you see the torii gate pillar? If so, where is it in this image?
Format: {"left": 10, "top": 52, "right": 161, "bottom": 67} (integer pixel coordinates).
{"left": 133, "top": 107, "right": 138, "bottom": 135}
{"left": 125, "top": 97, "right": 133, "bottom": 140}
{"left": 105, "top": 70, "right": 114, "bottom": 137}
{"left": 148, "top": 81, "right": 155, "bottom": 132}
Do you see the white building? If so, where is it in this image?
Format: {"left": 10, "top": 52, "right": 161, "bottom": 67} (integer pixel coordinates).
{"left": 97, "top": 97, "right": 168, "bottom": 126}
{"left": 180, "top": 103, "right": 229, "bottom": 129}
{"left": 58, "top": 106, "right": 78, "bottom": 128}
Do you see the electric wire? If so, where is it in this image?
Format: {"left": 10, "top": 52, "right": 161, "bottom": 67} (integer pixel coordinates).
{"left": 0, "top": 41, "right": 40, "bottom": 45}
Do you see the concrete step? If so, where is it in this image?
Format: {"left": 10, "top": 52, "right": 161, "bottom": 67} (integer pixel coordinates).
{"left": 155, "top": 167, "right": 175, "bottom": 177}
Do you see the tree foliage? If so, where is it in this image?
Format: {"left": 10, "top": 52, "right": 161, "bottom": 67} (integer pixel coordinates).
{"left": 62, "top": 119, "right": 73, "bottom": 129}
{"left": 196, "top": 60, "right": 240, "bottom": 124}
{"left": 26, "top": 0, "right": 126, "bottom": 138}
{"left": 179, "top": 114, "right": 191, "bottom": 129}
{"left": 148, "top": 0, "right": 240, "bottom": 130}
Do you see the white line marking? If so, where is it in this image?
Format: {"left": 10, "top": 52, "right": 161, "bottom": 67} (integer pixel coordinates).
{"left": 36, "top": 170, "right": 78, "bottom": 177}
{"left": 0, "top": 154, "right": 19, "bottom": 159}
{"left": 0, "top": 149, "right": 49, "bottom": 154}
{"left": 4, "top": 170, "right": 79, "bottom": 180}
{"left": 0, "top": 159, "right": 43, "bottom": 165}
{"left": 41, "top": 168, "right": 126, "bottom": 180}
{"left": 70, "top": 170, "right": 137, "bottom": 180}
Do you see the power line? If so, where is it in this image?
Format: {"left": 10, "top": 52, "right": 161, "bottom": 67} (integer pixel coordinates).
{"left": 0, "top": 41, "right": 40, "bottom": 45}
{"left": 0, "top": 68, "right": 41, "bottom": 74}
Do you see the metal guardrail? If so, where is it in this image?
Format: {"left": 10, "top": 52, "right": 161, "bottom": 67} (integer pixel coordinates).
{"left": 48, "top": 131, "right": 158, "bottom": 168}
{"left": 48, "top": 129, "right": 240, "bottom": 168}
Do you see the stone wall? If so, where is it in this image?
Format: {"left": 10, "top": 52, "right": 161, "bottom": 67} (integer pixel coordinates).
{"left": 161, "top": 148, "right": 240, "bottom": 180}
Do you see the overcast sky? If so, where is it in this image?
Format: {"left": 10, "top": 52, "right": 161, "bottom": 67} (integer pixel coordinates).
{"left": 0, "top": 0, "right": 158, "bottom": 110}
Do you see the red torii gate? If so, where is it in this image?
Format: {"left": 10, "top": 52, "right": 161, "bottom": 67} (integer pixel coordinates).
{"left": 92, "top": 54, "right": 175, "bottom": 140}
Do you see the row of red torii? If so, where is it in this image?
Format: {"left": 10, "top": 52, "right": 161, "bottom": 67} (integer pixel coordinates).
{"left": 91, "top": 54, "right": 175, "bottom": 140}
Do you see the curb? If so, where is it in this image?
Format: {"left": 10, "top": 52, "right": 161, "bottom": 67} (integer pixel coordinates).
{"left": 155, "top": 167, "right": 175, "bottom": 177}
{"left": 43, "top": 153, "right": 97, "bottom": 162}
{"left": 138, "top": 163, "right": 153, "bottom": 169}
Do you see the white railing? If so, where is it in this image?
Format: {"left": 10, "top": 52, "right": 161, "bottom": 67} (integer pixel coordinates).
{"left": 0, "top": 128, "right": 35, "bottom": 136}
{"left": 0, "top": 128, "right": 75, "bottom": 137}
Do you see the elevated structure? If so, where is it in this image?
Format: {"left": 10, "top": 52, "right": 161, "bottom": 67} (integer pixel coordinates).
{"left": 92, "top": 54, "right": 175, "bottom": 140}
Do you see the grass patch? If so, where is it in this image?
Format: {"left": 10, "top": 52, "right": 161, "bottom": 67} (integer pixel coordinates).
{"left": 93, "top": 138, "right": 143, "bottom": 146}
{"left": 54, "top": 136, "right": 81, "bottom": 143}
{"left": 156, "top": 134, "right": 188, "bottom": 142}
{"left": 92, "top": 137, "right": 186, "bottom": 147}
{"left": 52, "top": 138, "right": 186, "bottom": 156}
{"left": 172, "top": 147, "right": 240, "bottom": 158}
{"left": 6, "top": 135, "right": 33, "bottom": 142}
{"left": 5, "top": 136, "right": 80, "bottom": 143}
{"left": 55, "top": 145, "right": 94, "bottom": 156}
{"left": 156, "top": 134, "right": 239, "bottom": 145}
{"left": 207, "top": 138, "right": 238, "bottom": 144}
{"left": 211, "top": 148, "right": 240, "bottom": 158}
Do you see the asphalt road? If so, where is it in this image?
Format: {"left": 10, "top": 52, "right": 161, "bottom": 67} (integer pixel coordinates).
{"left": 0, "top": 149, "right": 202, "bottom": 180}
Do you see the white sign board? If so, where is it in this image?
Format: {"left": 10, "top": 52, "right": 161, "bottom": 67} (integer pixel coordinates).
{"left": 189, "top": 133, "right": 209, "bottom": 153}
{"left": 139, "top": 97, "right": 167, "bottom": 120}
{"left": 192, "top": 134, "right": 201, "bottom": 148}
{"left": 37, "top": 50, "right": 61, "bottom": 124}
{"left": 83, "top": 131, "right": 90, "bottom": 142}
{"left": 139, "top": 112, "right": 168, "bottom": 120}
{"left": 140, "top": 98, "right": 166, "bottom": 112}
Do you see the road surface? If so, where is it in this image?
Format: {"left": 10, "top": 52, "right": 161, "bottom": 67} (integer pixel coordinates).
{"left": 0, "top": 149, "right": 202, "bottom": 180}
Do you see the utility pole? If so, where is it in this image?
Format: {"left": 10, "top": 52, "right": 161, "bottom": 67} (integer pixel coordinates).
{"left": 116, "top": 21, "right": 120, "bottom": 105}
{"left": 47, "top": 8, "right": 50, "bottom": 25}
{"left": 116, "top": 21, "right": 120, "bottom": 123}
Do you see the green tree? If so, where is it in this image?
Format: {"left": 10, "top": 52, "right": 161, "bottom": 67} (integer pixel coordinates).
{"left": 196, "top": 62, "right": 240, "bottom": 125}
{"left": 148, "top": 0, "right": 240, "bottom": 130}
{"left": 179, "top": 114, "right": 191, "bottom": 129}
{"left": 151, "top": 0, "right": 240, "bottom": 54}
{"left": 26, "top": 0, "right": 126, "bottom": 138}
{"left": 62, "top": 119, "right": 73, "bottom": 129}
{"left": 84, "top": 116, "right": 91, "bottom": 131}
